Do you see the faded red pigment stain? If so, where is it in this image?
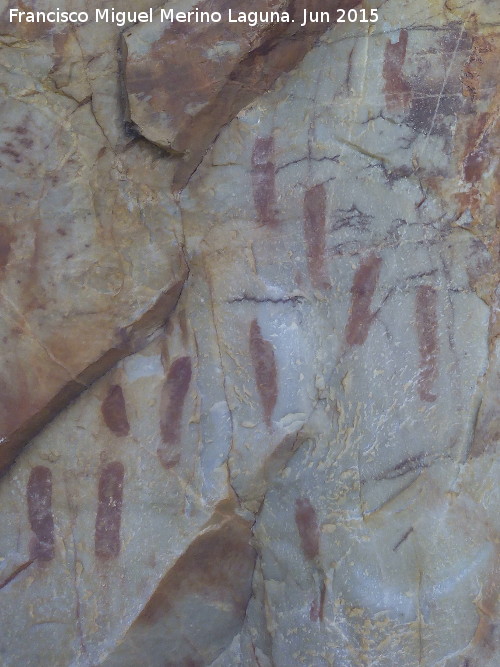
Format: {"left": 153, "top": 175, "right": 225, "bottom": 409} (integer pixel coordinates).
{"left": 462, "top": 112, "right": 492, "bottom": 184}
{"left": 310, "top": 581, "right": 326, "bottom": 622}
{"left": 27, "top": 466, "right": 55, "bottom": 561}
{"left": 416, "top": 286, "right": 439, "bottom": 403}
{"left": 310, "top": 598, "right": 321, "bottom": 622}
{"left": 383, "top": 29, "right": 412, "bottom": 112}
{"left": 249, "top": 319, "right": 278, "bottom": 428}
{"left": 251, "top": 137, "right": 278, "bottom": 227}
{"left": 345, "top": 255, "right": 382, "bottom": 346}
{"left": 304, "top": 183, "right": 330, "bottom": 289}
{"left": 157, "top": 356, "right": 192, "bottom": 469}
{"left": 0, "top": 223, "right": 15, "bottom": 274}
{"left": 295, "top": 498, "right": 320, "bottom": 561}
{"left": 95, "top": 461, "right": 124, "bottom": 560}
{"left": 101, "top": 384, "right": 130, "bottom": 437}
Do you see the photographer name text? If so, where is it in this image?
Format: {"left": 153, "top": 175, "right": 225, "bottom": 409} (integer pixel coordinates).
{"left": 9, "top": 7, "right": 379, "bottom": 28}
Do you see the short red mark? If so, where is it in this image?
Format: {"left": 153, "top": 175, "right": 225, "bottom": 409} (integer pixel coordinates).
{"left": 101, "top": 384, "right": 130, "bottom": 436}
{"left": 295, "top": 497, "right": 320, "bottom": 561}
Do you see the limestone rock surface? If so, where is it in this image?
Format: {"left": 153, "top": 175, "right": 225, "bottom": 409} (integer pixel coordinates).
{"left": 0, "top": 0, "right": 499, "bottom": 665}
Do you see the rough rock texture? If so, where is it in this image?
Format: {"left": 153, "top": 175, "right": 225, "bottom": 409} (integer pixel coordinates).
{"left": 0, "top": 0, "right": 499, "bottom": 665}
{"left": 0, "top": 0, "right": 188, "bottom": 472}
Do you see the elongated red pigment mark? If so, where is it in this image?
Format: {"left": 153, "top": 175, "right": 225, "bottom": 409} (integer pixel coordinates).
{"left": 310, "top": 581, "right": 326, "bottom": 622}
{"left": 346, "top": 255, "right": 382, "bottom": 346}
{"left": 416, "top": 286, "right": 439, "bottom": 402}
{"left": 27, "top": 466, "right": 55, "bottom": 561}
{"left": 101, "top": 384, "right": 130, "bottom": 436}
{"left": 252, "top": 137, "right": 278, "bottom": 227}
{"left": 158, "top": 356, "right": 192, "bottom": 469}
{"left": 295, "top": 497, "right": 320, "bottom": 561}
{"left": 304, "top": 184, "right": 330, "bottom": 289}
{"left": 383, "top": 29, "right": 412, "bottom": 111}
{"left": 95, "top": 461, "right": 124, "bottom": 560}
{"left": 249, "top": 319, "right": 278, "bottom": 428}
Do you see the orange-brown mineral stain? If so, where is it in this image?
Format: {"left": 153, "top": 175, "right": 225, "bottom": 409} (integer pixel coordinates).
{"left": 139, "top": 519, "right": 255, "bottom": 624}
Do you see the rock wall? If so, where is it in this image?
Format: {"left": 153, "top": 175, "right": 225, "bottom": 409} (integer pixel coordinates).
{"left": 0, "top": 0, "right": 498, "bottom": 665}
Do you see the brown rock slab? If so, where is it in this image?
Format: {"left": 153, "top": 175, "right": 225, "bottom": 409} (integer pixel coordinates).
{"left": 103, "top": 503, "right": 256, "bottom": 666}
{"left": 122, "top": 0, "right": 358, "bottom": 190}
